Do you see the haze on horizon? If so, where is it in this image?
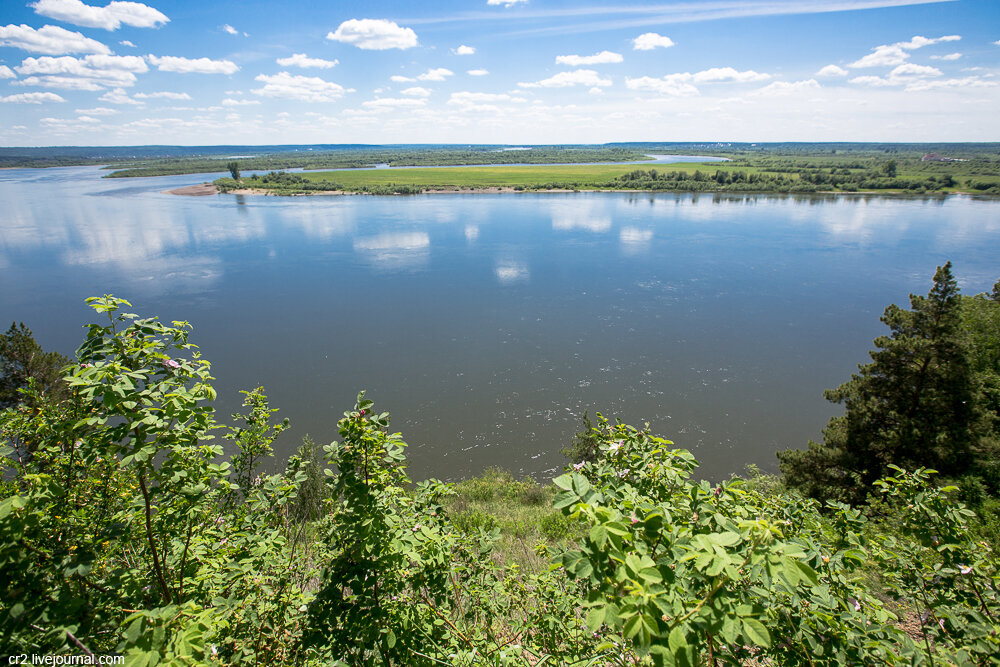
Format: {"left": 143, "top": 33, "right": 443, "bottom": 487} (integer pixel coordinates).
{"left": 0, "top": 0, "right": 998, "bottom": 146}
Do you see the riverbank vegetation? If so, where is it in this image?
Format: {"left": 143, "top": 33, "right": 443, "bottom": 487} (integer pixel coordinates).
{"left": 212, "top": 148, "right": 1000, "bottom": 197}
{"left": 2, "top": 267, "right": 1000, "bottom": 664}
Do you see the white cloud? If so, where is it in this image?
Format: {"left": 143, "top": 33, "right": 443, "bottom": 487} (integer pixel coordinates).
{"left": 849, "top": 44, "right": 908, "bottom": 68}
{"left": 626, "top": 75, "right": 698, "bottom": 97}
{"left": 816, "top": 64, "right": 848, "bottom": 77}
{"left": 0, "top": 24, "right": 110, "bottom": 55}
{"left": 417, "top": 67, "right": 454, "bottom": 81}
{"left": 252, "top": 71, "right": 346, "bottom": 102}
{"left": 98, "top": 86, "right": 142, "bottom": 104}
{"left": 751, "top": 79, "right": 820, "bottom": 96}
{"left": 401, "top": 86, "right": 431, "bottom": 97}
{"left": 850, "top": 63, "right": 943, "bottom": 88}
{"left": 448, "top": 91, "right": 523, "bottom": 105}
{"left": 556, "top": 50, "right": 623, "bottom": 66}
{"left": 134, "top": 90, "right": 190, "bottom": 99}
{"left": 74, "top": 105, "right": 118, "bottom": 114}
{"left": 327, "top": 19, "right": 417, "bottom": 50}
{"left": 0, "top": 91, "right": 66, "bottom": 103}
{"left": 13, "top": 54, "right": 147, "bottom": 89}
{"left": 995, "top": 40, "right": 1000, "bottom": 46}
{"left": 362, "top": 97, "right": 427, "bottom": 110}
{"left": 31, "top": 0, "right": 168, "bottom": 31}
{"left": 930, "top": 52, "right": 961, "bottom": 61}
{"left": 222, "top": 24, "right": 238, "bottom": 35}
{"left": 147, "top": 54, "right": 238, "bottom": 74}
{"left": 632, "top": 32, "right": 674, "bottom": 51}
{"left": 692, "top": 67, "right": 769, "bottom": 83}
{"left": 0, "top": 65, "right": 15, "bottom": 79}
{"left": 850, "top": 34, "right": 962, "bottom": 68}
{"left": 487, "top": 0, "right": 528, "bottom": 5}
{"left": 119, "top": 39, "right": 134, "bottom": 47}
{"left": 276, "top": 53, "right": 338, "bottom": 69}
{"left": 467, "top": 69, "right": 489, "bottom": 76}
{"left": 904, "top": 75, "right": 997, "bottom": 92}
{"left": 519, "top": 69, "right": 611, "bottom": 88}
{"left": 390, "top": 75, "right": 414, "bottom": 83}
{"left": 222, "top": 97, "right": 260, "bottom": 106}
{"left": 453, "top": 45, "right": 475, "bottom": 55}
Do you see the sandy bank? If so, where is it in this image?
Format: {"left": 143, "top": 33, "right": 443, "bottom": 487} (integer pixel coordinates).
{"left": 164, "top": 183, "right": 219, "bottom": 196}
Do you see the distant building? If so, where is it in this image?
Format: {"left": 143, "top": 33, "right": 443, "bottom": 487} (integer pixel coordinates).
{"left": 922, "top": 153, "right": 967, "bottom": 162}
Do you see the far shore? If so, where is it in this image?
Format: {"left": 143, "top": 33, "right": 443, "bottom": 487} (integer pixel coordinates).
{"left": 167, "top": 182, "right": 981, "bottom": 198}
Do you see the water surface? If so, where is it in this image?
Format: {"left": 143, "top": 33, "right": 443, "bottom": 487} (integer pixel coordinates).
{"left": 2, "top": 166, "right": 998, "bottom": 481}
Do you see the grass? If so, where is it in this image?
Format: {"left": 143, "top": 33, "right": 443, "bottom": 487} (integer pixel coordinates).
{"left": 443, "top": 466, "right": 582, "bottom": 573}
{"left": 293, "top": 162, "right": 712, "bottom": 189}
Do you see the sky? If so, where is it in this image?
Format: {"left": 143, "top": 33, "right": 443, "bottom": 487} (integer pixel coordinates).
{"left": 0, "top": 0, "right": 998, "bottom": 146}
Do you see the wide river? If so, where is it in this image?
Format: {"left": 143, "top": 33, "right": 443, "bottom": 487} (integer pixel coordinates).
{"left": 2, "top": 166, "right": 999, "bottom": 482}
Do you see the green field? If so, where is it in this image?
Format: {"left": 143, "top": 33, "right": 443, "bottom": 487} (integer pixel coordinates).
{"left": 295, "top": 162, "right": 705, "bottom": 189}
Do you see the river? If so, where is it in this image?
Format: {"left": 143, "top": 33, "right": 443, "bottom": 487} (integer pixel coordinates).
{"left": 2, "top": 165, "right": 998, "bottom": 481}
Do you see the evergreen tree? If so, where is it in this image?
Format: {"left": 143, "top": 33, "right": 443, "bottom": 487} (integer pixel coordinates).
{"left": 0, "top": 322, "right": 70, "bottom": 408}
{"left": 780, "top": 263, "right": 988, "bottom": 504}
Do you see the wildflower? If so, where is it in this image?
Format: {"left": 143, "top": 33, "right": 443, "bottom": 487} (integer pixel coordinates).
{"left": 822, "top": 555, "right": 830, "bottom": 564}
{"left": 851, "top": 599, "right": 861, "bottom": 612}
{"left": 573, "top": 461, "right": 585, "bottom": 471}
{"left": 412, "top": 524, "right": 421, "bottom": 532}
{"left": 608, "top": 440, "right": 623, "bottom": 454}
{"left": 630, "top": 513, "right": 639, "bottom": 525}
{"left": 81, "top": 363, "right": 93, "bottom": 369}
{"left": 959, "top": 564, "right": 972, "bottom": 574}
{"left": 163, "top": 359, "right": 181, "bottom": 370}
{"left": 360, "top": 409, "right": 367, "bottom": 417}
{"left": 618, "top": 468, "right": 630, "bottom": 479}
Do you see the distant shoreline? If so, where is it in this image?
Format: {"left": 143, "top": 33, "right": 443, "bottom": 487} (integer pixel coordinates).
{"left": 168, "top": 182, "right": 985, "bottom": 198}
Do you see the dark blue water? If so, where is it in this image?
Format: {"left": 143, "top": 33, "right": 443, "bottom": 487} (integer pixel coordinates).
{"left": 2, "top": 166, "right": 998, "bottom": 481}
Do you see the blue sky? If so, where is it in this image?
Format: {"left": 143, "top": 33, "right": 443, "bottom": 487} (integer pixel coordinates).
{"left": 1, "top": 0, "right": 998, "bottom": 145}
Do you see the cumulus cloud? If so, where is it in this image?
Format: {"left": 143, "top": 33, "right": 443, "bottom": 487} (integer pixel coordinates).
{"left": 98, "top": 87, "right": 142, "bottom": 104}
{"left": 816, "top": 64, "right": 848, "bottom": 77}
{"left": 850, "top": 63, "right": 943, "bottom": 88}
{"left": 1, "top": 91, "right": 66, "bottom": 103}
{"left": 31, "top": 0, "right": 168, "bottom": 31}
{"left": 904, "top": 75, "right": 997, "bottom": 92}
{"left": 467, "top": 68, "right": 488, "bottom": 76}
{"left": 625, "top": 67, "right": 768, "bottom": 96}
{"left": 362, "top": 97, "right": 427, "bottom": 110}
{"left": 850, "top": 34, "right": 961, "bottom": 68}
{"left": 222, "top": 24, "right": 238, "bottom": 35}
{"left": 487, "top": 0, "right": 528, "bottom": 5}
{"left": 632, "top": 32, "right": 674, "bottom": 51}
{"left": 930, "top": 52, "right": 961, "bottom": 61}
{"left": 453, "top": 45, "right": 475, "bottom": 55}
{"left": 0, "top": 24, "right": 111, "bottom": 55}
{"left": 276, "top": 53, "right": 338, "bottom": 69}
{"left": 252, "top": 71, "right": 346, "bottom": 102}
{"left": 417, "top": 67, "right": 453, "bottom": 81}
{"left": 327, "top": 19, "right": 417, "bottom": 50}
{"left": 133, "top": 90, "right": 190, "bottom": 99}
{"left": 518, "top": 69, "right": 611, "bottom": 88}
{"left": 147, "top": 54, "right": 238, "bottom": 74}
{"left": 401, "top": 86, "right": 431, "bottom": 97}
{"left": 13, "top": 54, "right": 147, "bottom": 89}
{"left": 74, "top": 105, "right": 118, "bottom": 114}
{"left": 448, "top": 91, "right": 523, "bottom": 105}
{"left": 751, "top": 79, "right": 820, "bottom": 96}
{"left": 556, "top": 51, "right": 623, "bottom": 66}
{"left": 691, "top": 67, "right": 769, "bottom": 83}
{"left": 119, "top": 39, "right": 134, "bottom": 47}
{"left": 625, "top": 76, "right": 698, "bottom": 97}
{"left": 390, "top": 75, "right": 414, "bottom": 83}
{"left": 221, "top": 97, "right": 260, "bottom": 105}
{"left": 0, "top": 65, "right": 15, "bottom": 79}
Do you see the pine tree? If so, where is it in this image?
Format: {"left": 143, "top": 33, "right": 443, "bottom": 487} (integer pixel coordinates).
{"left": 780, "top": 263, "right": 986, "bottom": 504}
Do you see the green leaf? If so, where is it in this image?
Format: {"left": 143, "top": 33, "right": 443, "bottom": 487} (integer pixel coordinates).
{"left": 585, "top": 606, "right": 605, "bottom": 631}
{"left": 553, "top": 473, "right": 574, "bottom": 491}
{"left": 590, "top": 524, "right": 609, "bottom": 548}
{"left": 741, "top": 618, "right": 771, "bottom": 647}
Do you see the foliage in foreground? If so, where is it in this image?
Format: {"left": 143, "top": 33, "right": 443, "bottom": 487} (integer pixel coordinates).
{"left": 1, "top": 296, "right": 999, "bottom": 665}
